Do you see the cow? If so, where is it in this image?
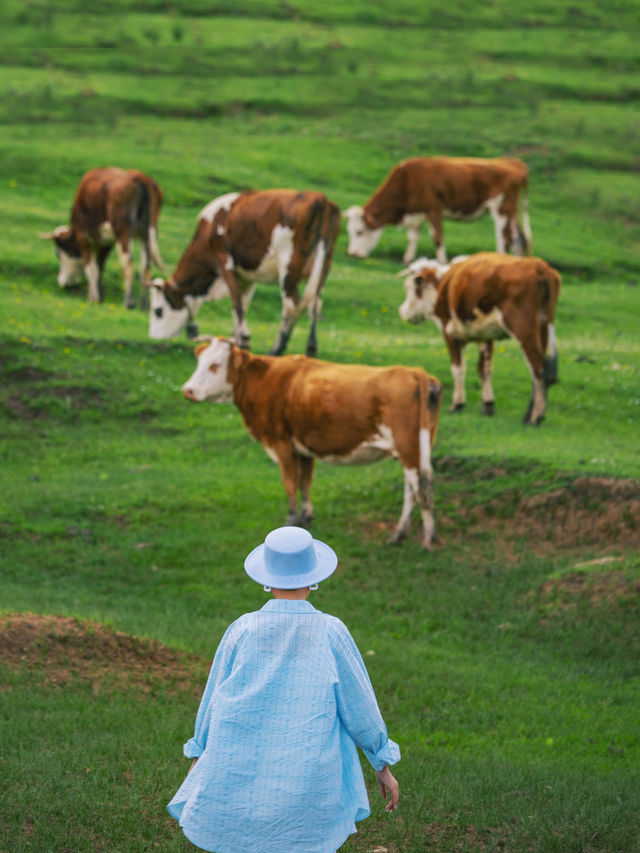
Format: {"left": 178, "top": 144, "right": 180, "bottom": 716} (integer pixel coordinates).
{"left": 181, "top": 337, "right": 443, "bottom": 549}
{"left": 398, "top": 252, "right": 561, "bottom": 425}
{"left": 39, "top": 167, "right": 164, "bottom": 308}
{"left": 345, "top": 156, "right": 531, "bottom": 265}
{"left": 148, "top": 189, "right": 341, "bottom": 357}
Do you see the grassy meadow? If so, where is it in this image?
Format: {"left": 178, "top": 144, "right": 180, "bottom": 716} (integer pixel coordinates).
{"left": 1, "top": 2, "right": 640, "bottom": 851}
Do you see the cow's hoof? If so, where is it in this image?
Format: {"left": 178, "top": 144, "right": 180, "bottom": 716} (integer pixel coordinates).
{"left": 388, "top": 529, "right": 406, "bottom": 545}
{"left": 186, "top": 323, "right": 199, "bottom": 339}
{"left": 449, "top": 403, "right": 465, "bottom": 413}
{"left": 482, "top": 401, "right": 495, "bottom": 416}
{"left": 285, "top": 514, "right": 309, "bottom": 529}
{"left": 238, "top": 336, "right": 251, "bottom": 351}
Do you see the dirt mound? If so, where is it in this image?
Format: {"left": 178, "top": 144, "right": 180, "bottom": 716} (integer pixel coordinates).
{"left": 509, "top": 477, "right": 640, "bottom": 550}
{"left": 0, "top": 613, "right": 207, "bottom": 695}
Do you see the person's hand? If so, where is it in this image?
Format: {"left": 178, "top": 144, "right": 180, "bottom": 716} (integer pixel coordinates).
{"left": 375, "top": 765, "right": 399, "bottom": 812}
{"left": 188, "top": 757, "right": 198, "bottom": 773}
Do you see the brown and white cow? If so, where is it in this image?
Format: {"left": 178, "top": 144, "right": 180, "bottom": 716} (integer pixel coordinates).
{"left": 398, "top": 252, "right": 561, "bottom": 425}
{"left": 345, "top": 156, "right": 531, "bottom": 265}
{"left": 149, "top": 189, "right": 340, "bottom": 356}
{"left": 182, "top": 337, "right": 443, "bottom": 548}
{"left": 39, "top": 167, "right": 164, "bottom": 308}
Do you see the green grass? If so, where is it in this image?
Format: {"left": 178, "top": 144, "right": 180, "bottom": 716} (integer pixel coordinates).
{"left": 1, "top": 3, "right": 640, "bottom": 851}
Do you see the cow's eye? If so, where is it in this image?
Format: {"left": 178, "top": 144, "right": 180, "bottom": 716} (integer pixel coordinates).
{"left": 414, "top": 276, "right": 423, "bottom": 286}
{"left": 154, "top": 307, "right": 163, "bottom": 318}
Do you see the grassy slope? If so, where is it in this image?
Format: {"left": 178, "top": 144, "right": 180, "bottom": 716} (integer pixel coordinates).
{"left": 1, "top": 3, "right": 639, "bottom": 852}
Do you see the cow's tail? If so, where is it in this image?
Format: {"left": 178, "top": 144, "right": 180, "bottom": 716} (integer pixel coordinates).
{"left": 135, "top": 176, "right": 165, "bottom": 270}
{"left": 520, "top": 172, "right": 532, "bottom": 255}
{"left": 416, "top": 371, "right": 442, "bottom": 545}
{"left": 147, "top": 178, "right": 165, "bottom": 270}
{"left": 539, "top": 266, "right": 561, "bottom": 387}
{"left": 304, "top": 198, "right": 340, "bottom": 297}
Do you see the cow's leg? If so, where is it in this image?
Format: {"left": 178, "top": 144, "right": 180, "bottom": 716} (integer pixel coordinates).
{"left": 83, "top": 253, "right": 101, "bottom": 303}
{"left": 219, "top": 268, "right": 251, "bottom": 349}
{"left": 389, "top": 468, "right": 417, "bottom": 544}
{"left": 477, "top": 341, "right": 496, "bottom": 415}
{"left": 116, "top": 237, "right": 136, "bottom": 308}
{"left": 426, "top": 213, "right": 446, "bottom": 264}
{"left": 274, "top": 445, "right": 303, "bottom": 525}
{"left": 403, "top": 223, "right": 421, "bottom": 265}
{"left": 270, "top": 245, "right": 309, "bottom": 356}
{"left": 298, "top": 456, "right": 315, "bottom": 525}
{"left": 447, "top": 338, "right": 467, "bottom": 412}
{"left": 96, "top": 246, "right": 112, "bottom": 302}
{"left": 301, "top": 239, "right": 332, "bottom": 357}
{"left": 487, "top": 194, "right": 509, "bottom": 254}
{"left": 516, "top": 326, "right": 547, "bottom": 425}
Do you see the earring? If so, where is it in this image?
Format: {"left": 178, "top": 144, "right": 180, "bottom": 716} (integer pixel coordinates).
{"left": 309, "top": 583, "right": 319, "bottom": 591}
{"left": 263, "top": 585, "right": 272, "bottom": 592}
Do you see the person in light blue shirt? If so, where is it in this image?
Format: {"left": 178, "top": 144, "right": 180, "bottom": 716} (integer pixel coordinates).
{"left": 167, "top": 526, "right": 400, "bottom": 853}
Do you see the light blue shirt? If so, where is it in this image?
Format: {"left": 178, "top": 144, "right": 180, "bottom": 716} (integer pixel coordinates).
{"left": 167, "top": 599, "right": 400, "bottom": 853}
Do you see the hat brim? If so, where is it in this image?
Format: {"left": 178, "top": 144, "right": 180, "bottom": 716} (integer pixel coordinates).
{"left": 244, "top": 539, "right": 338, "bottom": 589}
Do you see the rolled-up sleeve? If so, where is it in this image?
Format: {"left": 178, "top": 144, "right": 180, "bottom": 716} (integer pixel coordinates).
{"left": 330, "top": 621, "right": 400, "bottom": 771}
{"left": 182, "top": 620, "right": 246, "bottom": 759}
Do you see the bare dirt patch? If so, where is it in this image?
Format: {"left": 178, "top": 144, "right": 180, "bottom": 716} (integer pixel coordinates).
{"left": 501, "top": 477, "right": 640, "bottom": 551}
{"left": 352, "top": 476, "right": 640, "bottom": 554}
{"left": 0, "top": 613, "right": 207, "bottom": 696}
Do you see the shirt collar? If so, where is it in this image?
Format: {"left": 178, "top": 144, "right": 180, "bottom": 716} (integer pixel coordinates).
{"left": 260, "top": 599, "right": 318, "bottom": 614}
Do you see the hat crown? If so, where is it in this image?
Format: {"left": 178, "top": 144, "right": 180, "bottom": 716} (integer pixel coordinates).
{"left": 263, "top": 527, "right": 316, "bottom": 580}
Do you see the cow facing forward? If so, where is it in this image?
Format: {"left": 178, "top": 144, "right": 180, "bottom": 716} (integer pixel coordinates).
{"left": 40, "top": 167, "right": 164, "bottom": 307}
{"left": 398, "top": 253, "right": 561, "bottom": 425}
{"left": 345, "top": 156, "right": 531, "bottom": 265}
{"left": 182, "top": 338, "right": 443, "bottom": 549}
{"left": 149, "top": 189, "right": 340, "bottom": 356}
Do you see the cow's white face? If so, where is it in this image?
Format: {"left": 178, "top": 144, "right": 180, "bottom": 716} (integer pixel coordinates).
{"left": 148, "top": 285, "right": 190, "bottom": 339}
{"left": 52, "top": 225, "right": 83, "bottom": 286}
{"left": 182, "top": 338, "right": 233, "bottom": 403}
{"left": 149, "top": 278, "right": 229, "bottom": 339}
{"left": 345, "top": 206, "right": 382, "bottom": 258}
{"left": 56, "top": 248, "right": 83, "bottom": 287}
{"left": 398, "top": 269, "right": 440, "bottom": 323}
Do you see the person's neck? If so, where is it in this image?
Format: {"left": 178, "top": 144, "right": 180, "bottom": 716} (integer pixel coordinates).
{"left": 272, "top": 587, "right": 311, "bottom": 600}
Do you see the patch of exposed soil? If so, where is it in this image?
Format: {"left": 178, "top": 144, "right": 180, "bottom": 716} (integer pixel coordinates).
{"left": 497, "top": 477, "right": 640, "bottom": 551}
{"left": 353, "top": 476, "right": 640, "bottom": 554}
{"left": 0, "top": 613, "right": 207, "bottom": 696}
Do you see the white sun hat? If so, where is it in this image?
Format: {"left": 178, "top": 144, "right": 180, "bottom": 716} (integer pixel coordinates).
{"left": 244, "top": 526, "right": 338, "bottom": 589}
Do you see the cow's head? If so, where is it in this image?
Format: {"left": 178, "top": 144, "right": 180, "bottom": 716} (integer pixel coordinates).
{"left": 148, "top": 277, "right": 230, "bottom": 340}
{"left": 398, "top": 258, "right": 448, "bottom": 323}
{"left": 39, "top": 226, "right": 83, "bottom": 287}
{"left": 344, "top": 206, "right": 383, "bottom": 258}
{"left": 182, "top": 337, "right": 236, "bottom": 403}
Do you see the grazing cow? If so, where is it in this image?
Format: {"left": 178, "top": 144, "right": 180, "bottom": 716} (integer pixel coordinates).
{"left": 345, "top": 156, "right": 531, "bottom": 265}
{"left": 182, "top": 338, "right": 443, "bottom": 549}
{"left": 148, "top": 189, "right": 340, "bottom": 356}
{"left": 39, "top": 167, "right": 164, "bottom": 307}
{"left": 398, "top": 252, "right": 561, "bottom": 425}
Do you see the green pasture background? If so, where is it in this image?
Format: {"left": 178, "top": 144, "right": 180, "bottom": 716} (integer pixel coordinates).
{"left": 1, "top": 2, "right": 639, "bottom": 851}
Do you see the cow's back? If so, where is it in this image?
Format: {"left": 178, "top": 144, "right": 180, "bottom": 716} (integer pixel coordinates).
{"left": 442, "top": 252, "right": 559, "bottom": 315}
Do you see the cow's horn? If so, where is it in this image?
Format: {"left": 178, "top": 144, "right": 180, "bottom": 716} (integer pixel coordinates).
{"left": 191, "top": 335, "right": 214, "bottom": 343}
{"left": 38, "top": 231, "right": 56, "bottom": 240}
